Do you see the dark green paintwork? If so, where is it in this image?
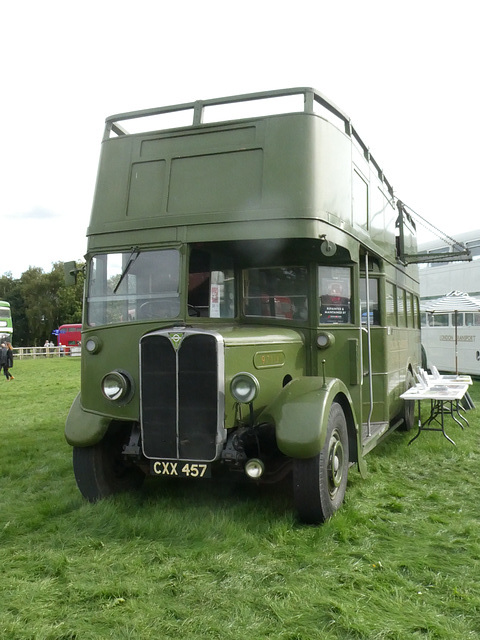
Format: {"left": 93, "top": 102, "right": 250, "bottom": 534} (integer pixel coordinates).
{"left": 259, "top": 377, "right": 359, "bottom": 458}
{"left": 67, "top": 88, "right": 421, "bottom": 472}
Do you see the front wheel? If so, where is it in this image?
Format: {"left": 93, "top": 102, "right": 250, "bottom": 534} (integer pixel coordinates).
{"left": 293, "top": 402, "right": 349, "bottom": 524}
{"left": 73, "top": 425, "right": 145, "bottom": 502}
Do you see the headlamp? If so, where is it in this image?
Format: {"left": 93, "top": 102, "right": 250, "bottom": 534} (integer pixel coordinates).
{"left": 317, "top": 331, "right": 335, "bottom": 349}
{"left": 230, "top": 372, "right": 259, "bottom": 404}
{"left": 85, "top": 336, "right": 102, "bottom": 354}
{"left": 101, "top": 371, "right": 131, "bottom": 402}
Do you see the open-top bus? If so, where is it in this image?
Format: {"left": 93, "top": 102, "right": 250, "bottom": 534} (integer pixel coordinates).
{"left": 65, "top": 87, "right": 427, "bottom": 523}
{"left": 0, "top": 301, "right": 13, "bottom": 343}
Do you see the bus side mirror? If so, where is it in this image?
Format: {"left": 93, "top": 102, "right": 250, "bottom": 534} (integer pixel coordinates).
{"left": 64, "top": 261, "right": 78, "bottom": 286}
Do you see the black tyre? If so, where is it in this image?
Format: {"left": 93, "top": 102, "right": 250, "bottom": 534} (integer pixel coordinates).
{"left": 293, "top": 402, "right": 349, "bottom": 524}
{"left": 73, "top": 425, "right": 145, "bottom": 502}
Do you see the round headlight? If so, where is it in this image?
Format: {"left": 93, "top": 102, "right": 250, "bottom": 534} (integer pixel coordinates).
{"left": 245, "top": 458, "right": 265, "bottom": 479}
{"left": 230, "top": 372, "right": 259, "bottom": 404}
{"left": 101, "top": 371, "right": 130, "bottom": 401}
{"left": 85, "top": 336, "right": 102, "bottom": 354}
{"left": 317, "top": 331, "right": 335, "bottom": 349}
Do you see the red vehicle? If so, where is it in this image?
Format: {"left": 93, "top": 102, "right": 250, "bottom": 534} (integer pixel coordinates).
{"left": 57, "top": 324, "right": 82, "bottom": 352}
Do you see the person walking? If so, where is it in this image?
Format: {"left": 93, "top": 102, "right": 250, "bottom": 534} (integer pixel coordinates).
{"left": 5, "top": 342, "right": 14, "bottom": 380}
{"left": 0, "top": 342, "right": 8, "bottom": 380}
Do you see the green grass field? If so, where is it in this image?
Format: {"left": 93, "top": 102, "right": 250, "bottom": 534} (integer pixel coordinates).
{"left": 1, "top": 359, "right": 480, "bottom": 639}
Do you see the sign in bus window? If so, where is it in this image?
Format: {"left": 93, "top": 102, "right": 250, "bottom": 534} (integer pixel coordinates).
{"left": 319, "top": 267, "right": 351, "bottom": 324}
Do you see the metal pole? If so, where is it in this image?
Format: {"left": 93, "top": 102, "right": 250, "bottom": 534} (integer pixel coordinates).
{"left": 455, "top": 310, "right": 458, "bottom": 375}
{"left": 365, "top": 254, "right": 374, "bottom": 436}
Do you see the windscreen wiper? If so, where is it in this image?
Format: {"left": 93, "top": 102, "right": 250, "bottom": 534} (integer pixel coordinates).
{"left": 113, "top": 247, "right": 139, "bottom": 294}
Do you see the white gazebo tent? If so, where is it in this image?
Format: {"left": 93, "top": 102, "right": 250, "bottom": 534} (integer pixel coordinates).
{"left": 425, "top": 290, "right": 480, "bottom": 375}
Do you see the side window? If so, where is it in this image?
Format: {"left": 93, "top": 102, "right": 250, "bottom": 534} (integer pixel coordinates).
{"left": 465, "top": 312, "right": 480, "bottom": 326}
{"left": 386, "top": 282, "right": 396, "bottom": 326}
{"left": 360, "top": 277, "right": 379, "bottom": 325}
{"left": 397, "top": 288, "right": 406, "bottom": 328}
{"left": 406, "top": 292, "right": 413, "bottom": 327}
{"left": 432, "top": 313, "right": 449, "bottom": 327}
{"left": 319, "top": 266, "right": 351, "bottom": 324}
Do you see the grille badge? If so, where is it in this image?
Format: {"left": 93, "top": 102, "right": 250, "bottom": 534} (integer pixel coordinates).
{"left": 168, "top": 332, "right": 185, "bottom": 350}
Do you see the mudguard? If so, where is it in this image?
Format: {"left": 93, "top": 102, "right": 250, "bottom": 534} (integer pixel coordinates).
{"left": 258, "top": 377, "right": 358, "bottom": 459}
{"left": 65, "top": 393, "right": 111, "bottom": 447}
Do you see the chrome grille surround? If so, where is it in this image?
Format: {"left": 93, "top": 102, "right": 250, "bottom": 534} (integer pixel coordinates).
{"left": 139, "top": 328, "right": 226, "bottom": 462}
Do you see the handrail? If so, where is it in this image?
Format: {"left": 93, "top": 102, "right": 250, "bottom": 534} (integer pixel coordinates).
{"left": 103, "top": 86, "right": 395, "bottom": 199}
{"left": 105, "top": 87, "right": 334, "bottom": 127}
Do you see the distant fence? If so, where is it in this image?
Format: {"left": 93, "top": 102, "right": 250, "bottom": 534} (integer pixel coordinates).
{"left": 12, "top": 346, "right": 81, "bottom": 360}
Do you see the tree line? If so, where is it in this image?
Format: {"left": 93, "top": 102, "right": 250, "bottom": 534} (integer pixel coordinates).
{"left": 0, "top": 262, "right": 85, "bottom": 346}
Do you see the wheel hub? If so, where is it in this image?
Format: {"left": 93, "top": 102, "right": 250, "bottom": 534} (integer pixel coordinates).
{"left": 328, "top": 433, "right": 344, "bottom": 492}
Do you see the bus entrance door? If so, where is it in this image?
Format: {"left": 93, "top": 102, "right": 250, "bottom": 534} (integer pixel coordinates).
{"left": 360, "top": 263, "right": 389, "bottom": 453}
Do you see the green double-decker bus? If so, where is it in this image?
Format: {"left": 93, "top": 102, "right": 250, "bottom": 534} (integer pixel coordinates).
{"left": 66, "top": 88, "right": 421, "bottom": 523}
{"left": 0, "top": 301, "right": 13, "bottom": 343}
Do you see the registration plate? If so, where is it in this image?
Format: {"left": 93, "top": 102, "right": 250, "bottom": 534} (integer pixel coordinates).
{"left": 150, "top": 460, "right": 211, "bottom": 478}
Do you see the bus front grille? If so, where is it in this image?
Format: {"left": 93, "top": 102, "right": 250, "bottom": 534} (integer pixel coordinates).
{"left": 140, "top": 331, "right": 221, "bottom": 461}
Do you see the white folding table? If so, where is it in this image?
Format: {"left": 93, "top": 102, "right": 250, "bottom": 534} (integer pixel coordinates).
{"left": 400, "top": 383, "right": 470, "bottom": 445}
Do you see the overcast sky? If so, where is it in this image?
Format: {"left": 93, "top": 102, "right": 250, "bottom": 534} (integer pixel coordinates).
{"left": 1, "top": 0, "right": 478, "bottom": 278}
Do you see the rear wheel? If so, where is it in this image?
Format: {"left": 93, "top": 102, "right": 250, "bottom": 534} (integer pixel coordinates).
{"left": 293, "top": 402, "right": 349, "bottom": 524}
{"left": 73, "top": 425, "right": 145, "bottom": 502}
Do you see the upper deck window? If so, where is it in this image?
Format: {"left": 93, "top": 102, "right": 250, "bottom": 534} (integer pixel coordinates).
{"left": 353, "top": 169, "right": 369, "bottom": 228}
{"left": 87, "top": 249, "right": 180, "bottom": 326}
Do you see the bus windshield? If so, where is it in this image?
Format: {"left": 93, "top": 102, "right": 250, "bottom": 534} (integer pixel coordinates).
{"left": 243, "top": 266, "right": 309, "bottom": 321}
{"left": 87, "top": 249, "right": 181, "bottom": 326}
